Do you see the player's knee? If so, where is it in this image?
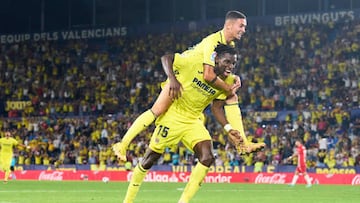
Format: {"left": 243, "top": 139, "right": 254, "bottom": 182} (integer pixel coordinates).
{"left": 141, "top": 158, "right": 155, "bottom": 170}
{"left": 141, "top": 161, "right": 153, "bottom": 170}
{"left": 141, "top": 150, "right": 162, "bottom": 170}
{"left": 198, "top": 153, "right": 215, "bottom": 167}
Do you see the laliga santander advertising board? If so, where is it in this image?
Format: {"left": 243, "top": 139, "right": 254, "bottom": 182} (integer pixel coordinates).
{"left": 3, "top": 170, "right": 360, "bottom": 185}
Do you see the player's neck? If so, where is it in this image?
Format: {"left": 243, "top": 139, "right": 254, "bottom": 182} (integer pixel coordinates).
{"left": 224, "top": 33, "right": 233, "bottom": 44}
{"left": 221, "top": 29, "right": 233, "bottom": 45}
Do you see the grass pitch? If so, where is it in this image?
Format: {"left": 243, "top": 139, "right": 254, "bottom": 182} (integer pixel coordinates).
{"left": 0, "top": 181, "right": 359, "bottom": 203}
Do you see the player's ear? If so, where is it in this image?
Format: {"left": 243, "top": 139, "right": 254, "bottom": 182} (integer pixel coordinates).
{"left": 214, "top": 56, "right": 220, "bottom": 65}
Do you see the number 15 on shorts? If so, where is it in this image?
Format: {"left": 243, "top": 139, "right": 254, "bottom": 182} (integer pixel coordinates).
{"left": 157, "top": 125, "right": 169, "bottom": 138}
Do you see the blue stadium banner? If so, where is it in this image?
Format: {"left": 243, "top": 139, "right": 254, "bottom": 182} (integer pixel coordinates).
{"left": 0, "top": 27, "right": 127, "bottom": 44}
{"left": 273, "top": 9, "right": 357, "bottom": 26}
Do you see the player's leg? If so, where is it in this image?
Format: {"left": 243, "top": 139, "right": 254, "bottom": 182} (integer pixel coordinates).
{"left": 179, "top": 140, "right": 214, "bottom": 203}
{"left": 303, "top": 172, "right": 312, "bottom": 187}
{"left": 1, "top": 156, "right": 11, "bottom": 183}
{"left": 224, "top": 94, "right": 265, "bottom": 154}
{"left": 113, "top": 83, "right": 173, "bottom": 161}
{"left": 179, "top": 126, "right": 214, "bottom": 203}
{"left": 123, "top": 149, "right": 161, "bottom": 203}
{"left": 9, "top": 166, "right": 15, "bottom": 179}
{"left": 9, "top": 156, "right": 16, "bottom": 180}
{"left": 124, "top": 115, "right": 180, "bottom": 203}
{"left": 289, "top": 169, "right": 300, "bottom": 186}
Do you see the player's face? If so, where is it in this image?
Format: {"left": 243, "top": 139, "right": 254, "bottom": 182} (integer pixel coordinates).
{"left": 5, "top": 131, "right": 11, "bottom": 137}
{"left": 228, "top": 18, "right": 247, "bottom": 40}
{"left": 215, "top": 53, "right": 237, "bottom": 78}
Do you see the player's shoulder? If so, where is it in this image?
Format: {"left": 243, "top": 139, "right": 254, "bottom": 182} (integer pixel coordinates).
{"left": 203, "top": 30, "right": 222, "bottom": 42}
{"left": 207, "top": 30, "right": 221, "bottom": 37}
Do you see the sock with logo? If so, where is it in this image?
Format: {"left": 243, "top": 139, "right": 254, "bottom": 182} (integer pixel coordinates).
{"left": 123, "top": 164, "right": 148, "bottom": 203}
{"left": 178, "top": 162, "right": 209, "bottom": 203}
{"left": 224, "top": 103, "right": 249, "bottom": 145}
{"left": 122, "top": 110, "right": 156, "bottom": 147}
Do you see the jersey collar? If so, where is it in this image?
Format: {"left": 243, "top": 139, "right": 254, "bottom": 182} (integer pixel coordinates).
{"left": 220, "top": 30, "right": 235, "bottom": 47}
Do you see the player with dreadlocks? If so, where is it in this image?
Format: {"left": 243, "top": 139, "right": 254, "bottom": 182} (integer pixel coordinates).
{"left": 113, "top": 10, "right": 265, "bottom": 163}
{"left": 122, "top": 43, "right": 243, "bottom": 203}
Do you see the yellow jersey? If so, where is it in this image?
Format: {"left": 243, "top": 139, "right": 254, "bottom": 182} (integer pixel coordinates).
{"left": 167, "top": 52, "right": 236, "bottom": 120}
{"left": 0, "top": 137, "right": 18, "bottom": 155}
{"left": 179, "top": 30, "right": 235, "bottom": 67}
{"left": 159, "top": 30, "right": 236, "bottom": 120}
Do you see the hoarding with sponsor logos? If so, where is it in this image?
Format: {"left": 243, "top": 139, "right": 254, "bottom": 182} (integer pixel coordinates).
{"left": 2, "top": 165, "right": 360, "bottom": 185}
{"left": 2, "top": 170, "right": 360, "bottom": 186}
{"left": 15, "top": 164, "right": 360, "bottom": 174}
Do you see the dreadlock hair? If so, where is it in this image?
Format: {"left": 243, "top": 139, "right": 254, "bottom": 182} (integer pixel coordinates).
{"left": 214, "top": 43, "right": 237, "bottom": 58}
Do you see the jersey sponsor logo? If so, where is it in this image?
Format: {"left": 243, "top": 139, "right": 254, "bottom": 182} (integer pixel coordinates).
{"left": 1, "top": 143, "right": 12, "bottom": 147}
{"left": 192, "top": 77, "right": 216, "bottom": 95}
{"left": 210, "top": 52, "right": 216, "bottom": 62}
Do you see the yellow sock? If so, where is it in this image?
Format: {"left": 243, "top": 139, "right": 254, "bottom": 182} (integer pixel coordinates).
{"left": 224, "top": 103, "right": 249, "bottom": 144}
{"left": 122, "top": 110, "right": 156, "bottom": 147}
{"left": 4, "top": 170, "right": 10, "bottom": 181}
{"left": 179, "top": 162, "right": 209, "bottom": 203}
{"left": 123, "top": 164, "right": 148, "bottom": 203}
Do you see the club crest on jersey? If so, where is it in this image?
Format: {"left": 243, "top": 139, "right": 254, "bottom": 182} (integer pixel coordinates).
{"left": 210, "top": 52, "right": 216, "bottom": 62}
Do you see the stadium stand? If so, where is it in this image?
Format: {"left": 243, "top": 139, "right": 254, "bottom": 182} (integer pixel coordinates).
{"left": 0, "top": 16, "right": 360, "bottom": 170}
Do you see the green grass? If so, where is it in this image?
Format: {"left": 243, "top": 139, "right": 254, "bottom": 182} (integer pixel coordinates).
{"left": 0, "top": 181, "right": 359, "bottom": 203}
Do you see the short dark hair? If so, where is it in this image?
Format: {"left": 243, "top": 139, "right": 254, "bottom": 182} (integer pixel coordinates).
{"left": 225, "top": 10, "right": 246, "bottom": 20}
{"left": 214, "top": 43, "right": 237, "bottom": 58}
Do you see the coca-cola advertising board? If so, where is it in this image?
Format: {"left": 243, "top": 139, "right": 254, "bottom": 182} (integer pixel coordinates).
{"left": 2, "top": 171, "right": 359, "bottom": 185}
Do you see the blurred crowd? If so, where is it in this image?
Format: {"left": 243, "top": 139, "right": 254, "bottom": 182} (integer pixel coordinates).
{"left": 0, "top": 18, "right": 360, "bottom": 169}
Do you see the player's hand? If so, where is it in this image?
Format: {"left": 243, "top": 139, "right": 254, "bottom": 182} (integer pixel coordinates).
{"left": 234, "top": 75, "right": 241, "bottom": 88}
{"left": 229, "top": 75, "right": 241, "bottom": 96}
{"left": 227, "top": 129, "right": 242, "bottom": 146}
{"left": 284, "top": 156, "right": 292, "bottom": 163}
{"left": 225, "top": 93, "right": 238, "bottom": 104}
{"left": 168, "top": 77, "right": 183, "bottom": 100}
{"left": 224, "top": 83, "right": 240, "bottom": 97}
